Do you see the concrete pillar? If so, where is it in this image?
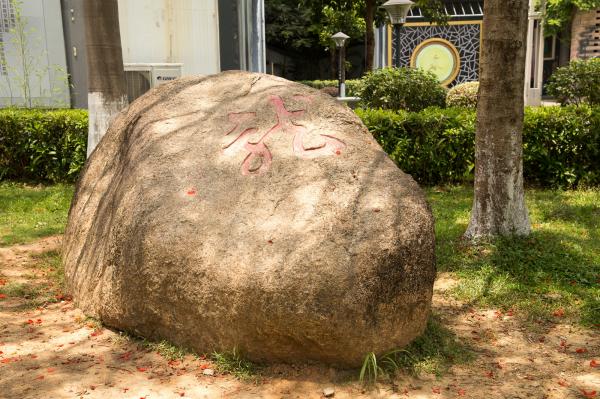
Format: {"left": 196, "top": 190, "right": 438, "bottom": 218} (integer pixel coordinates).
{"left": 524, "top": 0, "right": 544, "bottom": 106}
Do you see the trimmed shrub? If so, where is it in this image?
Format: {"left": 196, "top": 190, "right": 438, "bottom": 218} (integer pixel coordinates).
{"left": 298, "top": 79, "right": 361, "bottom": 96}
{"left": 523, "top": 105, "right": 600, "bottom": 187}
{"left": 0, "top": 108, "right": 87, "bottom": 182}
{"left": 356, "top": 107, "right": 475, "bottom": 185}
{"left": 356, "top": 67, "right": 447, "bottom": 112}
{"left": 446, "top": 81, "right": 479, "bottom": 108}
{"left": 356, "top": 105, "right": 600, "bottom": 188}
{"left": 546, "top": 58, "right": 600, "bottom": 105}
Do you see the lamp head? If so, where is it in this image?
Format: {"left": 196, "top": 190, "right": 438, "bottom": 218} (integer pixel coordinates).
{"left": 381, "top": 0, "right": 414, "bottom": 25}
{"left": 331, "top": 31, "right": 350, "bottom": 48}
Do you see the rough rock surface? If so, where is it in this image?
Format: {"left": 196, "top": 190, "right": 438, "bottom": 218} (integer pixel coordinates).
{"left": 63, "top": 71, "right": 435, "bottom": 367}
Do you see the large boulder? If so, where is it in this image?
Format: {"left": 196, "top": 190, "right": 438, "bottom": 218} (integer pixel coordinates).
{"left": 63, "top": 71, "right": 435, "bottom": 367}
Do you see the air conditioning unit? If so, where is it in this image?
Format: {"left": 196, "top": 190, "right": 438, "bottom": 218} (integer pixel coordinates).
{"left": 124, "top": 63, "right": 183, "bottom": 103}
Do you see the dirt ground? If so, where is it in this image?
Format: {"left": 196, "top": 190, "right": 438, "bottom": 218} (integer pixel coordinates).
{"left": 1, "top": 237, "right": 598, "bottom": 399}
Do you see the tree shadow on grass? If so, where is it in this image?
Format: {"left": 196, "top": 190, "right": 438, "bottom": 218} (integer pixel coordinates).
{"left": 427, "top": 188, "right": 600, "bottom": 327}
{"left": 451, "top": 229, "right": 599, "bottom": 327}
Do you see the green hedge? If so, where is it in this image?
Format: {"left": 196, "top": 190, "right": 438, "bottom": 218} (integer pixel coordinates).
{"left": 0, "top": 108, "right": 87, "bottom": 183}
{"left": 298, "top": 79, "right": 361, "bottom": 96}
{"left": 2, "top": 106, "right": 598, "bottom": 188}
{"left": 356, "top": 105, "right": 600, "bottom": 188}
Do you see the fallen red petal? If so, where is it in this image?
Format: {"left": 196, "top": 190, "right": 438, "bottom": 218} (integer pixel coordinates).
{"left": 581, "top": 390, "right": 597, "bottom": 399}
{"left": 576, "top": 348, "right": 588, "bottom": 353}
{"left": 591, "top": 360, "right": 599, "bottom": 368}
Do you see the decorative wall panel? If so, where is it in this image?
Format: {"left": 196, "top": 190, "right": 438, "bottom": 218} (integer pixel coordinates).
{"left": 392, "top": 23, "right": 481, "bottom": 85}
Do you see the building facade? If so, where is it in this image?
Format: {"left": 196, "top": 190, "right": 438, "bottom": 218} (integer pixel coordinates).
{"left": 382, "top": 0, "right": 599, "bottom": 104}
{"left": 0, "top": 0, "right": 266, "bottom": 108}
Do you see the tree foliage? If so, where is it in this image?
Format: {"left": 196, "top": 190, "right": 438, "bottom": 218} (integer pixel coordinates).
{"left": 543, "top": 0, "right": 600, "bottom": 36}
{"left": 265, "top": 0, "right": 448, "bottom": 51}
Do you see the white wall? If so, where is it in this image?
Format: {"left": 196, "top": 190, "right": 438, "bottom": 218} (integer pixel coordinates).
{"left": 118, "top": 0, "right": 220, "bottom": 76}
{"left": 0, "top": 0, "right": 69, "bottom": 107}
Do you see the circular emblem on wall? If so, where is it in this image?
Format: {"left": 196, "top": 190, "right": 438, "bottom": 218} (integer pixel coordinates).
{"left": 410, "top": 38, "right": 460, "bottom": 86}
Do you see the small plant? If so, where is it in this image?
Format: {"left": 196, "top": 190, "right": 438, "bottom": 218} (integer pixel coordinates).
{"left": 359, "top": 352, "right": 382, "bottom": 385}
{"left": 0, "top": 281, "right": 37, "bottom": 298}
{"left": 141, "top": 339, "right": 188, "bottom": 361}
{"left": 446, "top": 81, "right": 479, "bottom": 108}
{"left": 359, "top": 316, "right": 472, "bottom": 385}
{"left": 357, "top": 67, "right": 447, "bottom": 112}
{"left": 546, "top": 58, "right": 600, "bottom": 106}
{"left": 212, "top": 348, "right": 258, "bottom": 381}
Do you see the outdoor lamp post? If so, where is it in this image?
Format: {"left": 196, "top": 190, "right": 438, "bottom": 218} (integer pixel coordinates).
{"left": 331, "top": 31, "right": 350, "bottom": 97}
{"left": 381, "top": 0, "right": 414, "bottom": 68}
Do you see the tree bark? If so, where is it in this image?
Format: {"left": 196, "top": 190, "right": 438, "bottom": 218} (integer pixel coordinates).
{"left": 464, "top": 0, "right": 531, "bottom": 239}
{"left": 365, "top": 0, "right": 375, "bottom": 71}
{"left": 84, "top": 0, "right": 127, "bottom": 157}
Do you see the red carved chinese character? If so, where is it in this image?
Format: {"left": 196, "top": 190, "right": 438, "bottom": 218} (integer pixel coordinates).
{"left": 223, "top": 95, "right": 345, "bottom": 175}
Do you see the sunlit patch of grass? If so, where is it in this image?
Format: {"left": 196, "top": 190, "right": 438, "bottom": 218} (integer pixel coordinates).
{"left": 427, "top": 186, "right": 600, "bottom": 327}
{"left": 0, "top": 182, "right": 73, "bottom": 246}
{"left": 31, "top": 249, "right": 64, "bottom": 295}
{"left": 78, "top": 316, "right": 103, "bottom": 330}
{"left": 0, "top": 281, "right": 39, "bottom": 298}
{"left": 141, "top": 339, "right": 189, "bottom": 361}
{"left": 212, "top": 348, "right": 260, "bottom": 382}
{"left": 1, "top": 250, "right": 67, "bottom": 308}
{"left": 359, "top": 315, "right": 472, "bottom": 385}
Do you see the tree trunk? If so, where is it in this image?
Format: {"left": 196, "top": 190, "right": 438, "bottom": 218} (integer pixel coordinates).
{"left": 464, "top": 0, "right": 531, "bottom": 239}
{"left": 365, "top": 0, "right": 375, "bottom": 71}
{"left": 84, "top": 0, "right": 127, "bottom": 157}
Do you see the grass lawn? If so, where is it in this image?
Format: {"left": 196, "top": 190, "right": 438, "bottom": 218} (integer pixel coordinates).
{"left": 0, "top": 182, "right": 74, "bottom": 246}
{"left": 0, "top": 182, "right": 598, "bottom": 380}
{"left": 429, "top": 186, "right": 600, "bottom": 328}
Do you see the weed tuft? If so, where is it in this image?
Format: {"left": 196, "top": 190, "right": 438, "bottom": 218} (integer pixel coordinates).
{"left": 359, "top": 315, "right": 472, "bottom": 385}
{"left": 212, "top": 348, "right": 259, "bottom": 381}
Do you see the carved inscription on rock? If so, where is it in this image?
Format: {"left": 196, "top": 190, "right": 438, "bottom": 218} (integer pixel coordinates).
{"left": 223, "top": 95, "right": 345, "bottom": 175}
